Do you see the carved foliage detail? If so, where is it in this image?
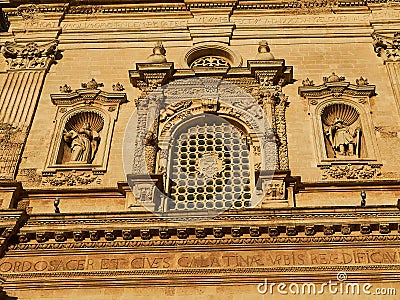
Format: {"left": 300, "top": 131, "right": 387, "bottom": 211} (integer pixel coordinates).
{"left": 42, "top": 170, "right": 101, "bottom": 186}
{"left": 321, "top": 164, "right": 381, "bottom": 180}
{"left": 373, "top": 32, "right": 400, "bottom": 62}
{"left": 1, "top": 40, "right": 58, "bottom": 70}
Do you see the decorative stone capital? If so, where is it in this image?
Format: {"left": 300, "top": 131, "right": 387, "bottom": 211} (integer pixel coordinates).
{"left": 1, "top": 39, "right": 59, "bottom": 71}
{"left": 373, "top": 32, "right": 400, "bottom": 63}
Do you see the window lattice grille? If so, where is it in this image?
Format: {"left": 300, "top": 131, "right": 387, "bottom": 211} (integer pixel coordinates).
{"left": 168, "top": 122, "right": 251, "bottom": 211}
{"left": 190, "top": 56, "right": 230, "bottom": 68}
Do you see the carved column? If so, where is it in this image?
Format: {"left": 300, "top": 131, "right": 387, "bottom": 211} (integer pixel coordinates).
{"left": 0, "top": 40, "right": 59, "bottom": 180}
{"left": 251, "top": 69, "right": 291, "bottom": 171}
{"left": 127, "top": 42, "right": 174, "bottom": 210}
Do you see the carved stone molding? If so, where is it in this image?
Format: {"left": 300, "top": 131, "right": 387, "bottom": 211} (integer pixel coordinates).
{"left": 42, "top": 170, "right": 102, "bottom": 187}
{"left": 10, "top": 221, "right": 400, "bottom": 251}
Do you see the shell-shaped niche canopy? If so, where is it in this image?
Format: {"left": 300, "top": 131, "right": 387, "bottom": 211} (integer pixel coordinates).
{"left": 321, "top": 103, "right": 359, "bottom": 126}
{"left": 65, "top": 111, "right": 104, "bottom": 133}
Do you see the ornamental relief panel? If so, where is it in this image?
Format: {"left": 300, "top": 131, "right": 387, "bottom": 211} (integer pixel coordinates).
{"left": 299, "top": 73, "right": 381, "bottom": 180}
{"left": 43, "top": 79, "right": 127, "bottom": 186}
{"left": 126, "top": 41, "right": 297, "bottom": 212}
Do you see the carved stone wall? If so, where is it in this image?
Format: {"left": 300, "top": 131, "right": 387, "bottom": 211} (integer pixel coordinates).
{"left": 127, "top": 42, "right": 295, "bottom": 212}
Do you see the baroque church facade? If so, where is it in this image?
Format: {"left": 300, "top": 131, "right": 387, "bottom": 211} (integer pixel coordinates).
{"left": 0, "top": 0, "right": 399, "bottom": 299}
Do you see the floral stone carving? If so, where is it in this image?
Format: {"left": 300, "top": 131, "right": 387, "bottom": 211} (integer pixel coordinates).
{"left": 42, "top": 170, "right": 101, "bottom": 186}
{"left": 321, "top": 164, "right": 381, "bottom": 180}
{"left": 1, "top": 40, "right": 58, "bottom": 70}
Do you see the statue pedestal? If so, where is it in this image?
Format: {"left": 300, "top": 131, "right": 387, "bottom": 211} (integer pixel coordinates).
{"left": 126, "top": 174, "right": 164, "bottom": 212}
{"left": 254, "top": 170, "right": 297, "bottom": 208}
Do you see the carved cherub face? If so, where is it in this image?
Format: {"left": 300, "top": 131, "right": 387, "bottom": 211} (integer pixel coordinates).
{"left": 334, "top": 117, "right": 345, "bottom": 127}
{"left": 82, "top": 122, "right": 91, "bottom": 130}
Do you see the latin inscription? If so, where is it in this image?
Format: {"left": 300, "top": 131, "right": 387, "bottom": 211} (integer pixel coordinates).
{"left": 1, "top": 248, "right": 400, "bottom": 273}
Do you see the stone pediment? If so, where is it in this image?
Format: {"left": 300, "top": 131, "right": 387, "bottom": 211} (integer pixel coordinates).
{"left": 50, "top": 89, "right": 127, "bottom": 107}
{"left": 298, "top": 77, "right": 376, "bottom": 98}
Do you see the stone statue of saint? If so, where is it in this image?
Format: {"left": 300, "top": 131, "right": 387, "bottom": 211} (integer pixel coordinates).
{"left": 63, "top": 122, "right": 100, "bottom": 163}
{"left": 326, "top": 117, "right": 361, "bottom": 157}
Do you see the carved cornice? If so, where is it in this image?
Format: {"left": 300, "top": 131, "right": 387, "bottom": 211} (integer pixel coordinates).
{"left": 0, "top": 210, "right": 27, "bottom": 257}
{"left": 298, "top": 74, "right": 376, "bottom": 98}
{"left": 10, "top": 233, "right": 400, "bottom": 251}
{"left": 1, "top": 40, "right": 59, "bottom": 71}
{"left": 3, "top": 3, "right": 68, "bottom": 17}
{"left": 8, "top": 206, "right": 400, "bottom": 248}
{"left": 50, "top": 87, "right": 127, "bottom": 106}
{"left": 67, "top": 3, "right": 187, "bottom": 14}
{"left": 6, "top": 0, "right": 396, "bottom": 16}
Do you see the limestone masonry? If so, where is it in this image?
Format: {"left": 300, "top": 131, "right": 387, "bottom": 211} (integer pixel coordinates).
{"left": 0, "top": 0, "right": 400, "bottom": 299}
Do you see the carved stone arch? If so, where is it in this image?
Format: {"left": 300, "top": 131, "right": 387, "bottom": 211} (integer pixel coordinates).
{"left": 312, "top": 94, "right": 379, "bottom": 164}
{"left": 317, "top": 99, "right": 363, "bottom": 158}
{"left": 157, "top": 98, "right": 269, "bottom": 173}
{"left": 181, "top": 41, "right": 243, "bottom": 69}
{"left": 161, "top": 113, "right": 256, "bottom": 212}
{"left": 127, "top": 42, "right": 296, "bottom": 211}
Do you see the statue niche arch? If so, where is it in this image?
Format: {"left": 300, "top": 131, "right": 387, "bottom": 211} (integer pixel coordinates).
{"left": 321, "top": 103, "right": 364, "bottom": 158}
{"left": 58, "top": 111, "right": 104, "bottom": 164}
{"left": 299, "top": 74, "right": 382, "bottom": 180}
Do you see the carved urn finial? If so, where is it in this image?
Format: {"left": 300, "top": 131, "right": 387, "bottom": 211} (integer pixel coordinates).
{"left": 256, "top": 40, "right": 275, "bottom": 60}
{"left": 81, "top": 78, "right": 104, "bottom": 89}
{"left": 323, "top": 72, "right": 345, "bottom": 83}
{"left": 146, "top": 41, "right": 167, "bottom": 63}
{"left": 356, "top": 77, "right": 368, "bottom": 86}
